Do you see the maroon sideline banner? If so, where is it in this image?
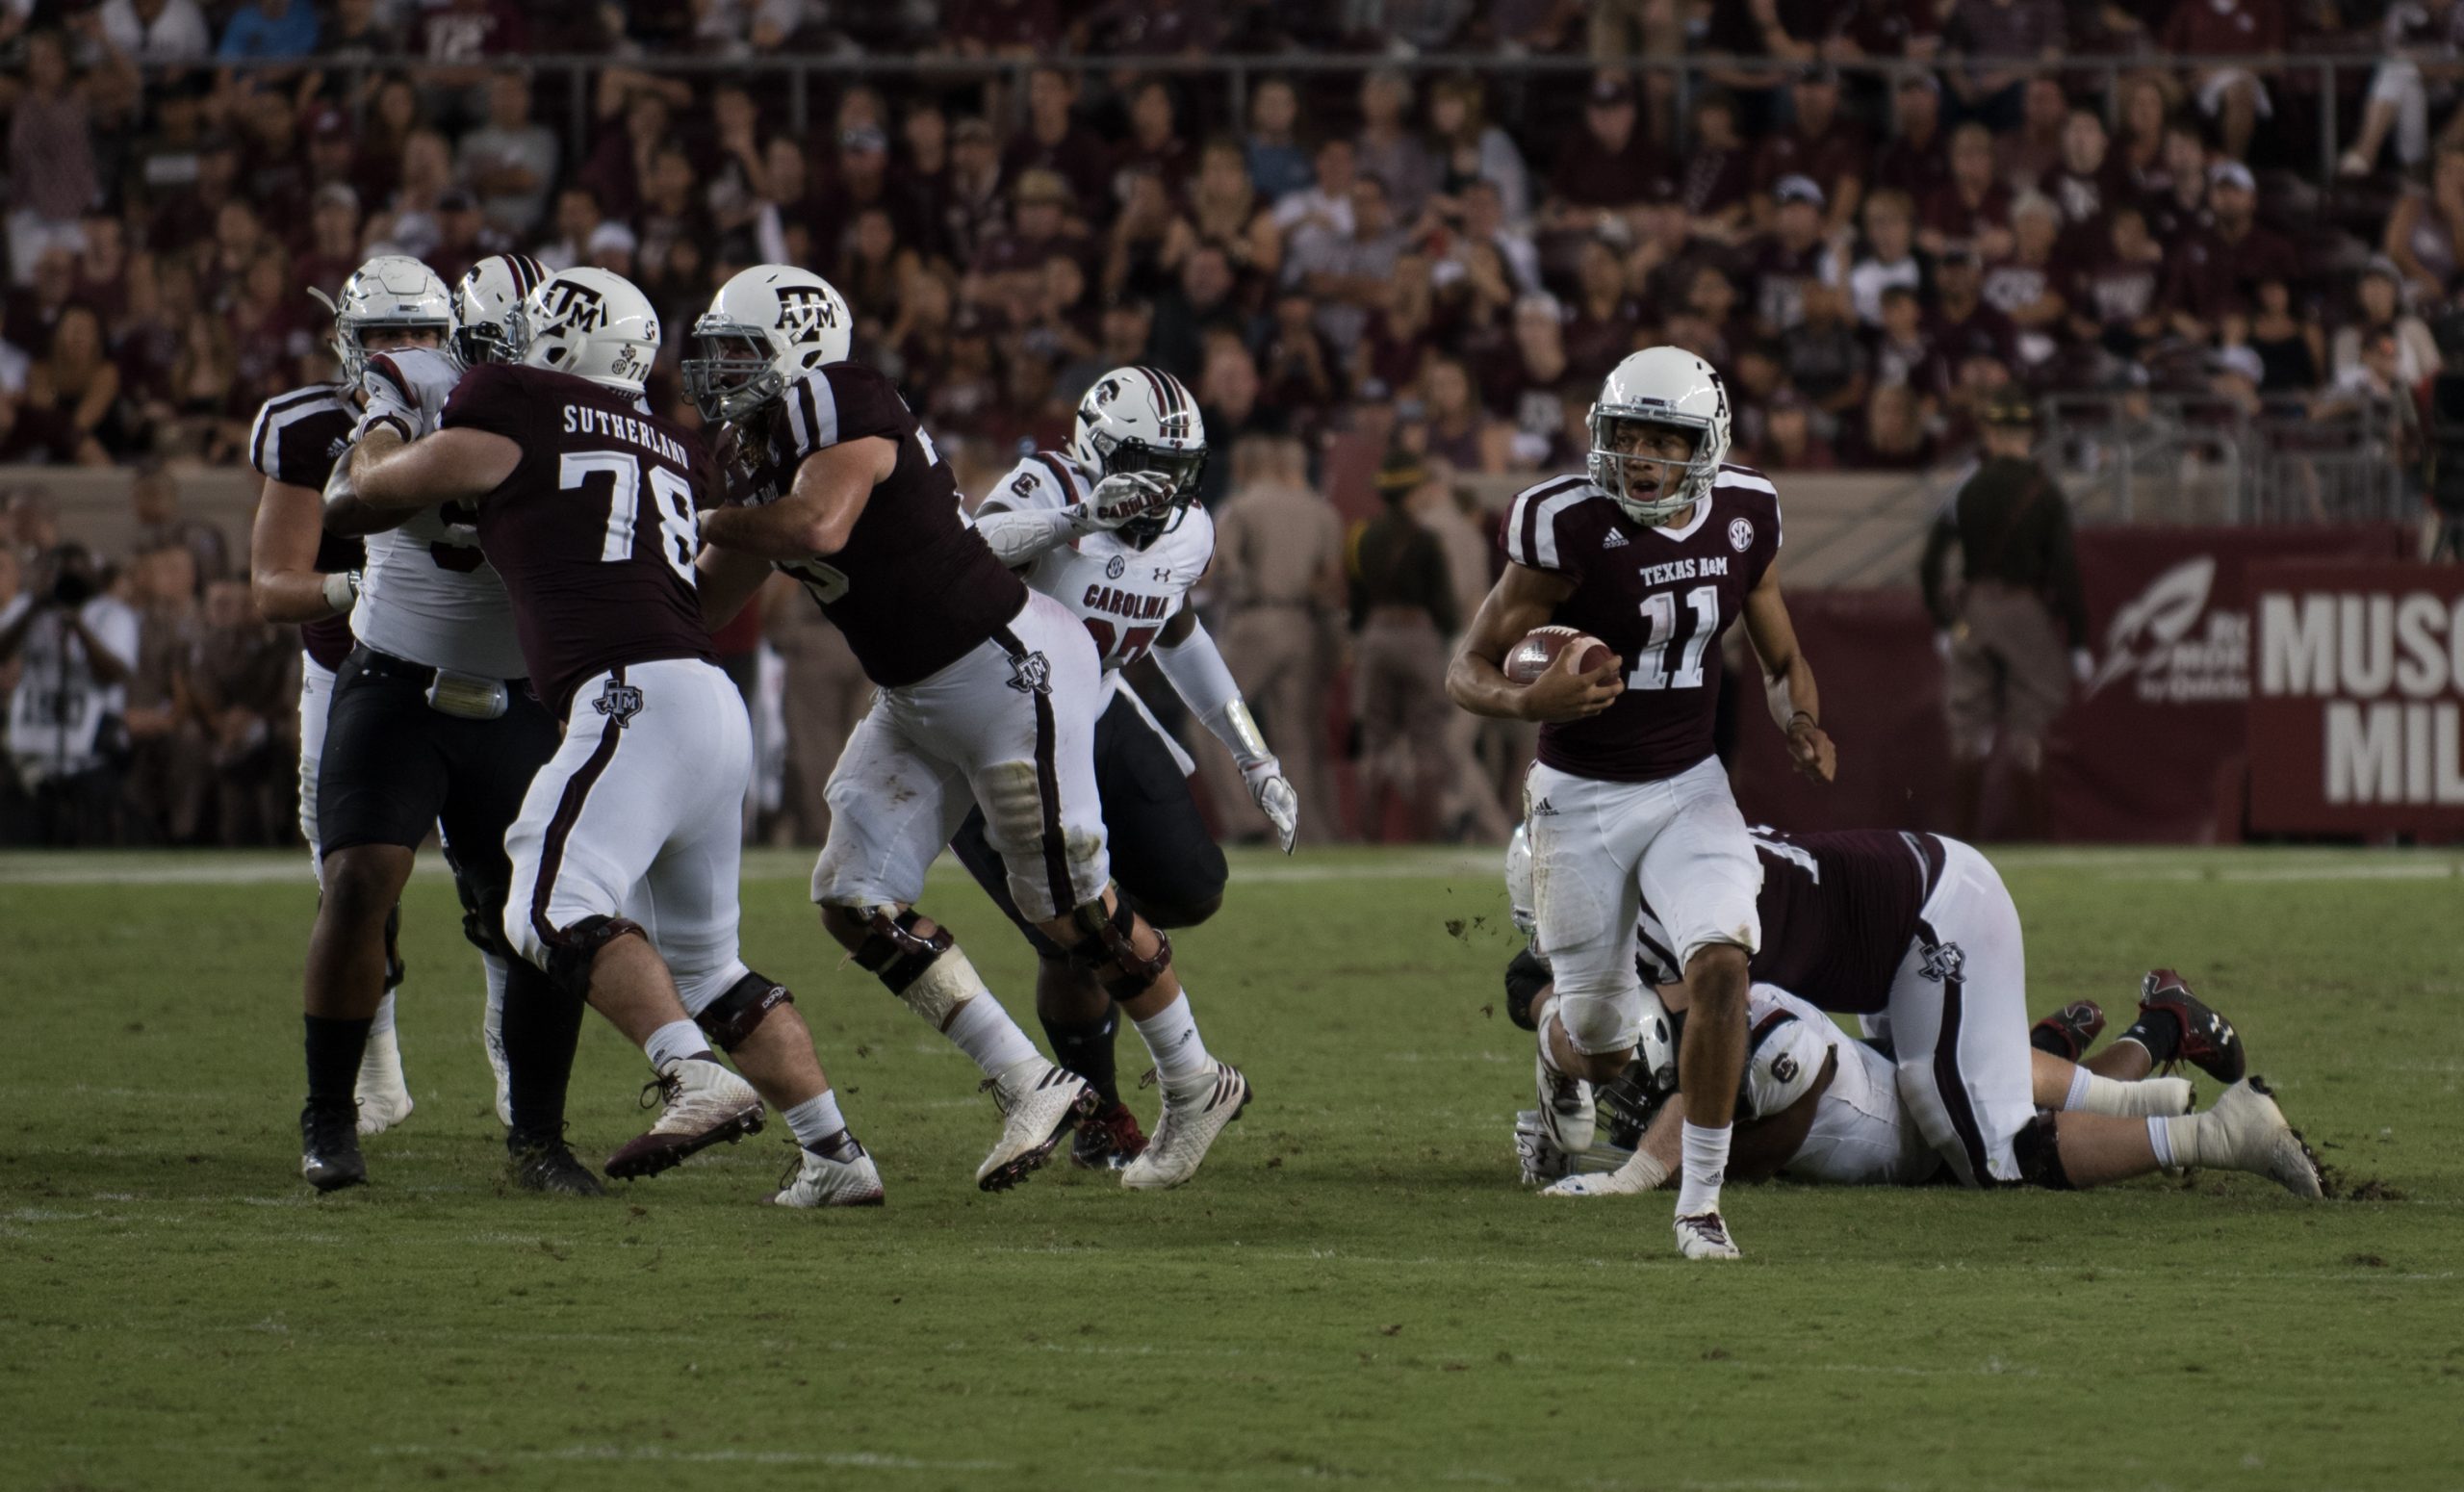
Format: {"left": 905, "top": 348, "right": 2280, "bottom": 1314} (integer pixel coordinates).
{"left": 2247, "top": 562, "right": 2464, "bottom": 835}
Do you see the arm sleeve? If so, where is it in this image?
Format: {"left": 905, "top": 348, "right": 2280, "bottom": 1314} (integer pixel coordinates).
{"left": 1152, "top": 616, "right": 1270, "bottom": 764}
{"left": 972, "top": 455, "right": 1088, "bottom": 564}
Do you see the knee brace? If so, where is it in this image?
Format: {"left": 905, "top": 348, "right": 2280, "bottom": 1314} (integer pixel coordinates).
{"left": 1065, "top": 894, "right": 1171, "bottom": 1003}
{"left": 850, "top": 908, "right": 983, "bottom": 1032}
{"left": 694, "top": 969, "right": 795, "bottom": 1052}
{"left": 2013, "top": 1113, "right": 2073, "bottom": 1191}
{"left": 1503, "top": 947, "right": 1553, "bottom": 1033}
{"left": 542, "top": 914, "right": 646, "bottom": 1001}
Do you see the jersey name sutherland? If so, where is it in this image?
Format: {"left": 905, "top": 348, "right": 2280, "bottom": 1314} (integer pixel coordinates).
{"left": 738, "top": 361, "right": 1025, "bottom": 686}
{"left": 983, "top": 452, "right": 1214, "bottom": 681}
{"left": 245, "top": 382, "right": 363, "bottom": 670}
{"left": 440, "top": 362, "right": 716, "bottom": 714}
{"left": 1503, "top": 465, "right": 1782, "bottom": 782}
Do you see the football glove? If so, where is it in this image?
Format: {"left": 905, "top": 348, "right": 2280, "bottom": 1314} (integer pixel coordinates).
{"left": 1242, "top": 756, "right": 1298, "bottom": 854}
{"left": 1079, "top": 471, "right": 1175, "bottom": 532}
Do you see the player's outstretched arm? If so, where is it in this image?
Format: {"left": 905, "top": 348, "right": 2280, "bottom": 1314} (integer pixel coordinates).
{"left": 1445, "top": 562, "right": 1620, "bottom": 722}
{"left": 1741, "top": 560, "right": 1836, "bottom": 784}
{"left": 349, "top": 426, "right": 522, "bottom": 514}
{"left": 1153, "top": 609, "right": 1299, "bottom": 852}
{"left": 702, "top": 436, "right": 896, "bottom": 561}
{"left": 249, "top": 476, "right": 356, "bottom": 624}
{"left": 693, "top": 546, "right": 775, "bottom": 631}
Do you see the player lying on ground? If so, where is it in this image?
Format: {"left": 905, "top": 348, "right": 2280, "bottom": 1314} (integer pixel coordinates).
{"left": 955, "top": 366, "right": 1299, "bottom": 1169}
{"left": 348, "top": 266, "right": 884, "bottom": 1207}
{"left": 1493, "top": 824, "right": 2322, "bottom": 1196}
{"left": 1447, "top": 347, "right": 1835, "bottom": 1260}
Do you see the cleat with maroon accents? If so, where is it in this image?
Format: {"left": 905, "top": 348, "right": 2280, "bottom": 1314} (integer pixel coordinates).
{"left": 2031, "top": 999, "right": 2106, "bottom": 1062}
{"left": 1069, "top": 1101, "right": 1148, "bottom": 1170}
{"left": 1674, "top": 1210, "right": 1741, "bottom": 1260}
{"left": 1121, "top": 1062, "right": 1250, "bottom": 1192}
{"left": 605, "top": 1056, "right": 765, "bottom": 1179}
{"left": 2139, "top": 970, "right": 2246, "bottom": 1084}
{"left": 977, "top": 1059, "right": 1096, "bottom": 1192}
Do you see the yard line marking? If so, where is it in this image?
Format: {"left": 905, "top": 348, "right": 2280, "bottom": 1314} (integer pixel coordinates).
{"left": 2101, "top": 863, "right": 2463, "bottom": 884}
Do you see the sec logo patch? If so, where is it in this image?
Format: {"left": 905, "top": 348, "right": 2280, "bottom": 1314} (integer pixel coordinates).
{"left": 1106, "top": 554, "right": 1126, "bottom": 579}
{"left": 1729, "top": 517, "right": 1754, "bottom": 552}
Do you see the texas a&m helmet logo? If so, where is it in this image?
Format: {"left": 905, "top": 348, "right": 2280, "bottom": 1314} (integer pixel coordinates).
{"left": 776, "top": 286, "right": 838, "bottom": 341}
{"left": 536, "top": 277, "right": 608, "bottom": 332}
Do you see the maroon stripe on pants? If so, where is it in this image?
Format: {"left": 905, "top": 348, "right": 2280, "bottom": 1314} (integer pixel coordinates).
{"left": 528, "top": 671, "right": 629, "bottom": 950}
{"left": 1918, "top": 918, "right": 1992, "bottom": 1187}
{"left": 995, "top": 624, "right": 1076, "bottom": 919}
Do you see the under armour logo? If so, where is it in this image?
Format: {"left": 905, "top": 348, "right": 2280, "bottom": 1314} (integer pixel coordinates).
{"left": 593, "top": 679, "right": 645, "bottom": 726}
{"left": 1918, "top": 940, "right": 1965, "bottom": 984}
{"left": 1007, "top": 650, "right": 1052, "bottom": 695}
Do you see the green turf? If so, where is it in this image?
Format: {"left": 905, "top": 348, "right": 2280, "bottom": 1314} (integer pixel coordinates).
{"left": 3, "top": 845, "right": 2460, "bottom": 1492}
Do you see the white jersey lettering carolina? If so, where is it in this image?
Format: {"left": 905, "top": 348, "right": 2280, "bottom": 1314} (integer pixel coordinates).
{"left": 982, "top": 451, "right": 1215, "bottom": 700}
{"left": 349, "top": 346, "right": 527, "bottom": 679}
{"left": 1746, "top": 985, "right": 1940, "bottom": 1187}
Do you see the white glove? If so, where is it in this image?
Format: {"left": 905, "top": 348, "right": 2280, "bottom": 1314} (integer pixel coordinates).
{"left": 2070, "top": 648, "right": 2093, "bottom": 686}
{"left": 1243, "top": 756, "right": 1298, "bottom": 854}
{"left": 1079, "top": 471, "right": 1174, "bottom": 532}
{"left": 321, "top": 569, "right": 361, "bottom": 614}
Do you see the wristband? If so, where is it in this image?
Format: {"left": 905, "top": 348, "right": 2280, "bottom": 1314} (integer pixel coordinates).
{"left": 321, "top": 569, "right": 361, "bottom": 615}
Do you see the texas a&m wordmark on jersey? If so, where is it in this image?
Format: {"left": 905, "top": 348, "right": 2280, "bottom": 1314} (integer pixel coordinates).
{"left": 1503, "top": 464, "right": 1782, "bottom": 782}
{"left": 979, "top": 450, "right": 1215, "bottom": 681}
{"left": 352, "top": 347, "right": 525, "bottom": 680}
{"left": 732, "top": 359, "right": 1026, "bottom": 686}
{"left": 246, "top": 382, "right": 363, "bottom": 671}
{"left": 439, "top": 362, "right": 717, "bottom": 714}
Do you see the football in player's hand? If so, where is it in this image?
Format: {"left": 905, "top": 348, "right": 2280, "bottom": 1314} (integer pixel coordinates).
{"left": 1504, "top": 626, "right": 1615, "bottom": 683}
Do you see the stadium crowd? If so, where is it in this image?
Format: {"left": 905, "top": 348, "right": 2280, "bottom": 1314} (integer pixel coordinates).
{"left": 2, "top": 0, "right": 2457, "bottom": 845}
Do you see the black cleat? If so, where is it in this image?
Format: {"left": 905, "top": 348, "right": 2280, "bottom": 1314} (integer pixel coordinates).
{"left": 509, "top": 1133, "right": 607, "bottom": 1196}
{"left": 2139, "top": 969, "right": 2247, "bottom": 1084}
{"left": 1069, "top": 1101, "right": 1149, "bottom": 1170}
{"left": 300, "top": 1099, "right": 367, "bottom": 1192}
{"left": 2031, "top": 999, "right": 2107, "bottom": 1062}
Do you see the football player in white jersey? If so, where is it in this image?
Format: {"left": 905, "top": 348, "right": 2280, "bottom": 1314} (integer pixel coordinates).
{"left": 297, "top": 254, "right": 594, "bottom": 1196}
{"left": 958, "top": 367, "right": 1299, "bottom": 1167}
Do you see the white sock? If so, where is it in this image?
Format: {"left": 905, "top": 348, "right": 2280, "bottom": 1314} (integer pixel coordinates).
{"left": 944, "top": 996, "right": 1042, "bottom": 1079}
{"left": 369, "top": 988, "right": 398, "bottom": 1040}
{"left": 645, "top": 1019, "right": 711, "bottom": 1072}
{"left": 481, "top": 951, "right": 508, "bottom": 1046}
{"left": 781, "top": 1091, "right": 848, "bottom": 1150}
{"left": 1132, "top": 992, "right": 1212, "bottom": 1090}
{"left": 1675, "top": 1121, "right": 1731, "bottom": 1216}
{"left": 2074, "top": 1071, "right": 2194, "bottom": 1117}
{"left": 2147, "top": 1114, "right": 2182, "bottom": 1170}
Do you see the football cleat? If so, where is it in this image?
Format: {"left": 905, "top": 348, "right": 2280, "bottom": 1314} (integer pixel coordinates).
{"left": 1069, "top": 1101, "right": 1149, "bottom": 1170}
{"left": 509, "top": 1133, "right": 606, "bottom": 1196}
{"left": 1535, "top": 1048, "right": 1596, "bottom": 1157}
{"left": 774, "top": 1141, "right": 887, "bottom": 1208}
{"left": 2030, "top": 999, "right": 2106, "bottom": 1063}
{"left": 976, "top": 1059, "right": 1097, "bottom": 1192}
{"left": 353, "top": 1022, "right": 415, "bottom": 1136}
{"left": 300, "top": 1099, "right": 368, "bottom": 1193}
{"left": 2206, "top": 1077, "right": 2323, "bottom": 1199}
{"left": 1121, "top": 1062, "right": 1251, "bottom": 1192}
{"left": 604, "top": 1057, "right": 765, "bottom": 1180}
{"left": 1514, "top": 1110, "right": 1571, "bottom": 1185}
{"left": 2139, "top": 969, "right": 2246, "bottom": 1084}
{"left": 1674, "top": 1210, "right": 1741, "bottom": 1260}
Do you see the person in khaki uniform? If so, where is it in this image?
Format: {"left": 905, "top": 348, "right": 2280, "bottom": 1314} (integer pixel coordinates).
{"left": 1207, "top": 437, "right": 1346, "bottom": 843}
{"left": 759, "top": 570, "right": 873, "bottom": 844}
{"left": 1410, "top": 467, "right": 1515, "bottom": 842}
{"left": 1920, "top": 392, "right": 2092, "bottom": 841}
{"left": 1349, "top": 450, "right": 1467, "bottom": 838}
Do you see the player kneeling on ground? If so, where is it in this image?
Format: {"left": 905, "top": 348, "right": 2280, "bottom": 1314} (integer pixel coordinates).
{"left": 348, "top": 267, "right": 882, "bottom": 1207}
{"left": 687, "top": 267, "right": 1250, "bottom": 1192}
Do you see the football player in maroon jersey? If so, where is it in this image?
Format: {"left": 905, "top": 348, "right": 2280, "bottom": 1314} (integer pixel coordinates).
{"left": 347, "top": 267, "right": 886, "bottom": 1208}
{"left": 687, "top": 265, "right": 1251, "bottom": 1193}
{"left": 1447, "top": 347, "right": 1835, "bottom": 1260}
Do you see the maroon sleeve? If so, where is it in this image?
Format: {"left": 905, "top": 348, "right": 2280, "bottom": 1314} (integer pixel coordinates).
{"left": 439, "top": 361, "right": 531, "bottom": 441}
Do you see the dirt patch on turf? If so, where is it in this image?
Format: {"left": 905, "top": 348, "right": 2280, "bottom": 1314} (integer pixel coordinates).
{"left": 2316, "top": 1162, "right": 2409, "bottom": 1201}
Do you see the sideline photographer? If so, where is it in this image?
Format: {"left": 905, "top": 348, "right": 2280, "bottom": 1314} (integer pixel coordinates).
{"left": 0, "top": 543, "right": 140, "bottom": 843}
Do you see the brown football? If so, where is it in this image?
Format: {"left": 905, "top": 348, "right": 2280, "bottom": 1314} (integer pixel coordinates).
{"left": 1504, "top": 626, "right": 1617, "bottom": 683}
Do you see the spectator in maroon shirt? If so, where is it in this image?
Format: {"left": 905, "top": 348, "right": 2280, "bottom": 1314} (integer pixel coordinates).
{"left": 1872, "top": 74, "right": 1952, "bottom": 207}
{"left": 2114, "top": 73, "right": 2173, "bottom": 197}
{"left": 1754, "top": 64, "right": 1869, "bottom": 236}
{"left": 968, "top": 169, "right": 1089, "bottom": 322}
{"left": 1675, "top": 90, "right": 1756, "bottom": 239}
{"left": 1995, "top": 78, "right": 2070, "bottom": 190}
{"left": 351, "top": 74, "right": 422, "bottom": 210}
{"left": 1113, "top": 79, "right": 1194, "bottom": 201}
{"left": 2040, "top": 107, "right": 2125, "bottom": 250}
{"left": 579, "top": 88, "right": 672, "bottom": 225}
{"left": 1356, "top": 70, "right": 1439, "bottom": 224}
{"left": 1685, "top": 262, "right": 1743, "bottom": 357}
{"left": 1785, "top": 280, "right": 1871, "bottom": 434}
{"left": 1004, "top": 66, "right": 1113, "bottom": 221}
{"left": 426, "top": 189, "right": 507, "bottom": 290}
{"left": 2161, "top": 0, "right": 2285, "bottom": 162}
{"left": 1868, "top": 283, "right": 1939, "bottom": 396}
{"left": 1627, "top": 193, "right": 1712, "bottom": 322}
{"left": 814, "top": 124, "right": 936, "bottom": 263}
{"left": 1926, "top": 247, "right": 2020, "bottom": 396}
{"left": 1941, "top": 0, "right": 2066, "bottom": 129}
{"left": 2066, "top": 204, "right": 2170, "bottom": 358}
{"left": 1748, "top": 175, "right": 1832, "bottom": 333}
{"left": 935, "top": 117, "right": 1011, "bottom": 273}
{"left": 1258, "top": 290, "right": 1343, "bottom": 420}
{"left": 301, "top": 104, "right": 359, "bottom": 200}
{"left": 2164, "top": 160, "right": 2301, "bottom": 337}
{"left": 1562, "top": 238, "right": 1644, "bottom": 383}
{"left": 2142, "top": 123, "right": 2216, "bottom": 244}
{"left": 1758, "top": 391, "right": 1838, "bottom": 471}
{"left": 1922, "top": 122, "right": 2015, "bottom": 261}
{"left": 1980, "top": 193, "right": 2068, "bottom": 372}
{"left": 72, "top": 218, "right": 129, "bottom": 329}
{"left": 1844, "top": 379, "right": 1939, "bottom": 468}
{"left": 1542, "top": 76, "right": 1668, "bottom": 233}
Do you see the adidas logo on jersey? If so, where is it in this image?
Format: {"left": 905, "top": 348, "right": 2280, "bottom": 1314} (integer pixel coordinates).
{"left": 1529, "top": 796, "right": 1558, "bottom": 817}
{"left": 1602, "top": 529, "right": 1629, "bottom": 549}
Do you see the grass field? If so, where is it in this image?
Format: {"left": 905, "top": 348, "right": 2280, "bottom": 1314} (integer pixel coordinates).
{"left": 3, "top": 843, "right": 2461, "bottom": 1492}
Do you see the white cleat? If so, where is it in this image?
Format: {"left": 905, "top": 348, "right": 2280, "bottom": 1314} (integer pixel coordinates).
{"left": 1536, "top": 1049, "right": 1594, "bottom": 1157}
{"left": 1513, "top": 1110, "right": 1570, "bottom": 1185}
{"left": 977, "top": 1059, "right": 1096, "bottom": 1192}
{"left": 1674, "top": 1210, "right": 1742, "bottom": 1260}
{"left": 773, "top": 1142, "right": 887, "bottom": 1208}
{"left": 604, "top": 1057, "right": 765, "bottom": 1179}
{"left": 1121, "top": 1062, "right": 1251, "bottom": 1192}
{"left": 2208, "top": 1077, "right": 2324, "bottom": 1198}
{"left": 353, "top": 1024, "right": 414, "bottom": 1135}
{"left": 1544, "top": 1147, "right": 1668, "bottom": 1197}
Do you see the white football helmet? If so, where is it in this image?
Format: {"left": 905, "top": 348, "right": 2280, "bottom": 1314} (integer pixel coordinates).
{"left": 452, "top": 252, "right": 548, "bottom": 367}
{"left": 513, "top": 267, "right": 660, "bottom": 394}
{"left": 683, "top": 265, "right": 854, "bottom": 424}
{"left": 1586, "top": 347, "right": 1732, "bottom": 526}
{"left": 316, "top": 254, "right": 453, "bottom": 384}
{"left": 1070, "top": 365, "right": 1207, "bottom": 549}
